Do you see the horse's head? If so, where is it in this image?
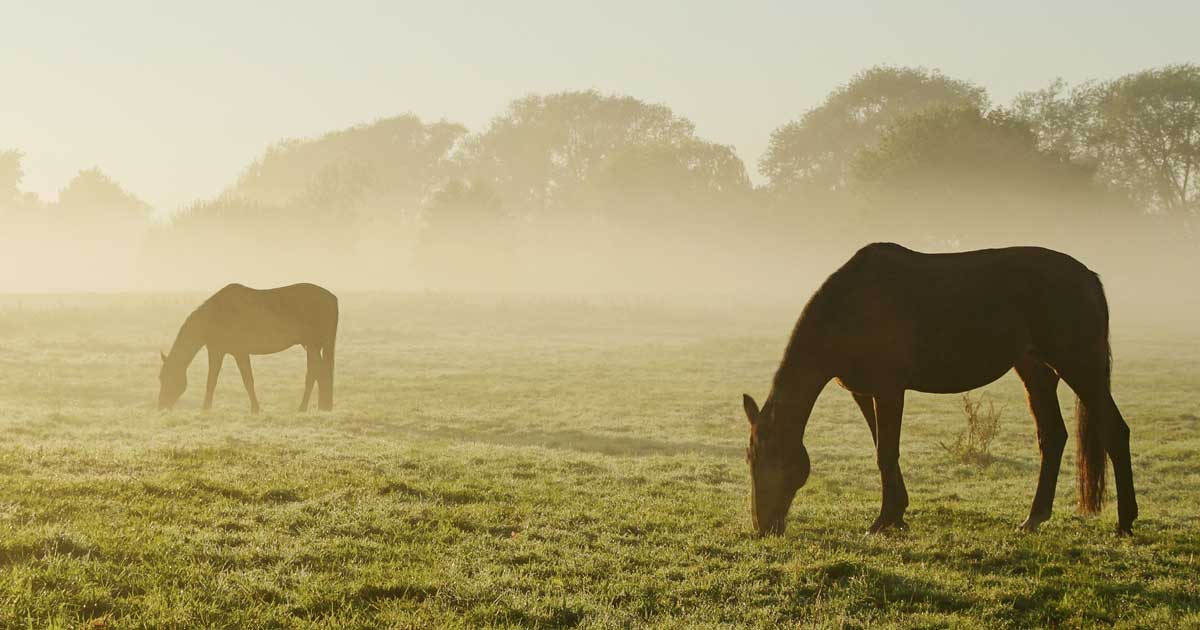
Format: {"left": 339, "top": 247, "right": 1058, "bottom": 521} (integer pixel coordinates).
{"left": 158, "top": 351, "right": 187, "bottom": 410}
{"left": 743, "top": 393, "right": 810, "bottom": 537}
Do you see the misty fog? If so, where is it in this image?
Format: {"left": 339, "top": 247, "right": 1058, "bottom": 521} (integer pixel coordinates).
{"left": 2, "top": 67, "right": 1197, "bottom": 328}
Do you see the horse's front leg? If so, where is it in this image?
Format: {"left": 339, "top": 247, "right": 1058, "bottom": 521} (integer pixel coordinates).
{"left": 234, "top": 354, "right": 260, "bottom": 414}
{"left": 203, "top": 347, "right": 224, "bottom": 410}
{"left": 852, "top": 392, "right": 879, "bottom": 446}
{"left": 869, "top": 391, "right": 909, "bottom": 534}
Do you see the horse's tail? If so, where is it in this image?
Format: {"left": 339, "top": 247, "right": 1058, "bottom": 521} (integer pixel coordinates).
{"left": 1076, "top": 272, "right": 1110, "bottom": 514}
{"left": 319, "top": 296, "right": 338, "bottom": 411}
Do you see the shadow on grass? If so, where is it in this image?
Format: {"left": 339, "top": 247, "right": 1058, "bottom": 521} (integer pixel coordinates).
{"left": 0, "top": 531, "right": 101, "bottom": 566}
{"left": 141, "top": 478, "right": 304, "bottom": 504}
{"left": 794, "top": 516, "right": 1200, "bottom": 627}
{"left": 342, "top": 415, "right": 742, "bottom": 458}
{"left": 810, "top": 558, "right": 971, "bottom": 613}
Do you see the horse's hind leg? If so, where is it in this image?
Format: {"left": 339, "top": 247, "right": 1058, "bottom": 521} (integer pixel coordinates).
{"left": 317, "top": 340, "right": 335, "bottom": 411}
{"left": 1100, "top": 393, "right": 1137, "bottom": 535}
{"left": 1057, "top": 361, "right": 1138, "bottom": 535}
{"left": 299, "top": 345, "right": 319, "bottom": 412}
{"left": 1014, "top": 355, "right": 1068, "bottom": 532}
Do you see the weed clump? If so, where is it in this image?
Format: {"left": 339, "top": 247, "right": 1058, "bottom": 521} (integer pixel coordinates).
{"left": 940, "top": 392, "right": 1002, "bottom": 466}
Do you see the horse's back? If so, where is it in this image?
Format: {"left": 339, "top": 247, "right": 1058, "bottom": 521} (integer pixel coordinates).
{"left": 211, "top": 283, "right": 337, "bottom": 309}
{"left": 847, "top": 243, "right": 1101, "bottom": 312}
{"left": 204, "top": 283, "right": 338, "bottom": 353}
{"left": 265, "top": 283, "right": 338, "bottom": 313}
{"left": 812, "top": 244, "right": 1108, "bottom": 393}
{"left": 850, "top": 242, "right": 1090, "bottom": 278}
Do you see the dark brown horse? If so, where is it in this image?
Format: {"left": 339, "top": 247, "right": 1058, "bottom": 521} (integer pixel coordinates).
{"left": 158, "top": 283, "right": 338, "bottom": 413}
{"left": 744, "top": 243, "right": 1137, "bottom": 537}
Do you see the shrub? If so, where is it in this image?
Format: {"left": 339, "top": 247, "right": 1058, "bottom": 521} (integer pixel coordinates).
{"left": 940, "top": 391, "right": 1002, "bottom": 466}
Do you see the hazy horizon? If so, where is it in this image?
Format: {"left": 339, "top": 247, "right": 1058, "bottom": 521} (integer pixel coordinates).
{"left": 3, "top": 6, "right": 1200, "bottom": 626}
{"left": 4, "top": 0, "right": 1197, "bottom": 213}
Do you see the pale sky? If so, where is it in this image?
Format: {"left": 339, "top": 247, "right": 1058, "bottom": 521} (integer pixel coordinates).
{"left": 2, "top": 0, "right": 1197, "bottom": 213}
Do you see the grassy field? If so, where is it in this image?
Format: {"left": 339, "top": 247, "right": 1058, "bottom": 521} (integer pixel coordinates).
{"left": 0, "top": 293, "right": 1197, "bottom": 629}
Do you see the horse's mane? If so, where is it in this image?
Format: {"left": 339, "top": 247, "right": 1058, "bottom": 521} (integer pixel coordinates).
{"left": 167, "top": 299, "right": 213, "bottom": 359}
{"left": 770, "top": 262, "right": 849, "bottom": 393}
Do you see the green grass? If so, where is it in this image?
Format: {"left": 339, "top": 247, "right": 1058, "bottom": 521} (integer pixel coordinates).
{"left": 0, "top": 294, "right": 1198, "bottom": 628}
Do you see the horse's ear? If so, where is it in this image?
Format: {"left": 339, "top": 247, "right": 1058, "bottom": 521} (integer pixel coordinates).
{"left": 160, "top": 351, "right": 167, "bottom": 364}
{"left": 743, "top": 394, "right": 760, "bottom": 424}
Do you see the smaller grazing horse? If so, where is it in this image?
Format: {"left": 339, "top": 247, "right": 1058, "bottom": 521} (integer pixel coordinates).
{"left": 158, "top": 283, "right": 338, "bottom": 413}
{"left": 744, "top": 243, "right": 1137, "bottom": 538}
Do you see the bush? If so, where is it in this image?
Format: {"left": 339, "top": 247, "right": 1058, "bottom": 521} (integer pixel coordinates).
{"left": 940, "top": 392, "right": 1002, "bottom": 466}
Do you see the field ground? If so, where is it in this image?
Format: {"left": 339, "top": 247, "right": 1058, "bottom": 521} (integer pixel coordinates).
{"left": 0, "top": 294, "right": 1197, "bottom": 628}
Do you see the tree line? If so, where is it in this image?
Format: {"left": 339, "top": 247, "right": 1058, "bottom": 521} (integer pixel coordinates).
{"left": 2, "top": 63, "right": 1197, "bottom": 291}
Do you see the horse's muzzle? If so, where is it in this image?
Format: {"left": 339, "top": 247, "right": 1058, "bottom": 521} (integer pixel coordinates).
{"left": 754, "top": 514, "right": 787, "bottom": 537}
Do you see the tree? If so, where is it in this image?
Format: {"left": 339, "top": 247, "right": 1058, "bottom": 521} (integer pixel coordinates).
{"left": 585, "top": 139, "right": 752, "bottom": 229}
{"left": 1, "top": 149, "right": 22, "bottom": 202}
{"left": 230, "top": 115, "right": 467, "bottom": 209}
{"left": 760, "top": 66, "right": 988, "bottom": 199}
{"left": 852, "top": 106, "right": 1119, "bottom": 246}
{"left": 416, "top": 180, "right": 514, "bottom": 288}
{"left": 1011, "top": 78, "right": 1099, "bottom": 160}
{"left": 464, "top": 90, "right": 735, "bottom": 224}
{"left": 55, "top": 168, "right": 150, "bottom": 226}
{"left": 150, "top": 115, "right": 470, "bottom": 288}
{"left": 15, "top": 168, "right": 154, "bottom": 290}
{"left": 1014, "top": 65, "right": 1200, "bottom": 223}
{"left": 218, "top": 114, "right": 468, "bottom": 258}
{"left": 1091, "top": 64, "right": 1200, "bottom": 220}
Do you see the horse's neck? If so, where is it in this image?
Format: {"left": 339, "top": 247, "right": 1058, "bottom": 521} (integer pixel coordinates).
{"left": 770, "top": 332, "right": 830, "bottom": 433}
{"left": 770, "top": 368, "right": 826, "bottom": 419}
{"left": 167, "top": 309, "right": 209, "bottom": 368}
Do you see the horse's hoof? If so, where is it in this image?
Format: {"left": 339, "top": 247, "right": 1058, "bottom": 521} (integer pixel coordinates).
{"left": 1018, "top": 513, "right": 1049, "bottom": 533}
{"left": 1116, "top": 524, "right": 1134, "bottom": 537}
{"left": 867, "top": 516, "right": 907, "bottom": 534}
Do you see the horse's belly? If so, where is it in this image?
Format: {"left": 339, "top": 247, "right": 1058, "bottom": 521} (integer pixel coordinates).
{"left": 240, "top": 320, "right": 304, "bottom": 354}
{"left": 903, "top": 316, "right": 1029, "bottom": 393}
{"left": 210, "top": 316, "right": 305, "bottom": 355}
{"left": 246, "top": 339, "right": 299, "bottom": 355}
{"left": 837, "top": 358, "right": 1014, "bottom": 395}
{"left": 907, "top": 352, "right": 1018, "bottom": 394}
